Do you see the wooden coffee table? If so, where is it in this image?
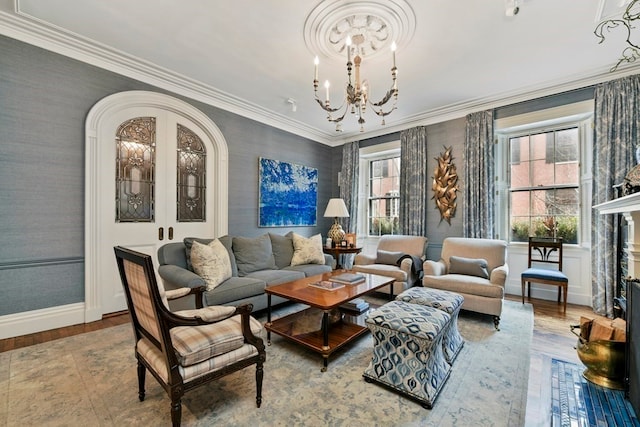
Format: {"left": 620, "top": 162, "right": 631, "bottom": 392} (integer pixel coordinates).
{"left": 265, "top": 271, "right": 395, "bottom": 371}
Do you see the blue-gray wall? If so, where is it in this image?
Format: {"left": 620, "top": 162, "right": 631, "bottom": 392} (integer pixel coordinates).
{"left": 0, "top": 32, "right": 597, "bottom": 317}
{"left": 0, "top": 35, "right": 335, "bottom": 315}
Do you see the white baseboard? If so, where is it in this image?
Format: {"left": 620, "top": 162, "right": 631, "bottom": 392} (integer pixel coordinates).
{"left": 0, "top": 303, "right": 86, "bottom": 340}
{"left": 505, "top": 282, "right": 592, "bottom": 307}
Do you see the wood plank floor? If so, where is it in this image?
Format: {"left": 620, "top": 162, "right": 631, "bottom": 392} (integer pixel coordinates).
{"left": 0, "top": 295, "right": 607, "bottom": 425}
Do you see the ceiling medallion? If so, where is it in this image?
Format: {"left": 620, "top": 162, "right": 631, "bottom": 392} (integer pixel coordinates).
{"left": 304, "top": 1, "right": 415, "bottom": 132}
{"left": 304, "top": 0, "right": 416, "bottom": 62}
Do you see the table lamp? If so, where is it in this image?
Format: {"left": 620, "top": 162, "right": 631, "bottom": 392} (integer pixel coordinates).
{"left": 323, "top": 198, "right": 350, "bottom": 245}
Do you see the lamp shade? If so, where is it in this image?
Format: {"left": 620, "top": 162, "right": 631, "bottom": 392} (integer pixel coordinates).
{"left": 323, "top": 198, "right": 350, "bottom": 218}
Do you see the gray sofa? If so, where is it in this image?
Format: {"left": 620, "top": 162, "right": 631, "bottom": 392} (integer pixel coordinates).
{"left": 157, "top": 233, "right": 333, "bottom": 312}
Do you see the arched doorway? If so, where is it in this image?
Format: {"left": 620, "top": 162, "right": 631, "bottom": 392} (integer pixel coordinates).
{"left": 84, "top": 91, "right": 228, "bottom": 320}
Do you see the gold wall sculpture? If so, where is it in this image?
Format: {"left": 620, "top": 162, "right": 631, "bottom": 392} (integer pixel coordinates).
{"left": 432, "top": 146, "right": 459, "bottom": 224}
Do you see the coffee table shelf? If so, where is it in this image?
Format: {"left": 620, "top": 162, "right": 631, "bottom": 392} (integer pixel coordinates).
{"left": 266, "top": 307, "right": 370, "bottom": 356}
{"left": 265, "top": 271, "right": 394, "bottom": 371}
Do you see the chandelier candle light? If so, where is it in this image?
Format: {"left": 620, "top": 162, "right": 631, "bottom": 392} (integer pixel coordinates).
{"left": 313, "top": 35, "right": 398, "bottom": 132}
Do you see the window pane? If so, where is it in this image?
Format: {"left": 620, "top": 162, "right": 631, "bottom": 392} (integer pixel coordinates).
{"left": 510, "top": 191, "right": 529, "bottom": 216}
{"left": 510, "top": 161, "right": 529, "bottom": 188}
{"left": 555, "top": 161, "right": 579, "bottom": 185}
{"left": 176, "top": 124, "right": 206, "bottom": 222}
{"left": 551, "top": 188, "right": 579, "bottom": 215}
{"left": 115, "top": 117, "right": 156, "bottom": 222}
{"left": 531, "top": 159, "right": 554, "bottom": 187}
{"left": 529, "top": 132, "right": 548, "bottom": 161}
{"left": 556, "top": 128, "right": 579, "bottom": 163}
{"left": 531, "top": 189, "right": 550, "bottom": 216}
{"left": 510, "top": 136, "right": 526, "bottom": 163}
{"left": 510, "top": 216, "right": 530, "bottom": 242}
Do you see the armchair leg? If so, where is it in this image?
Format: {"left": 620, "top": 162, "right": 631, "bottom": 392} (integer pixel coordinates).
{"left": 171, "top": 398, "right": 182, "bottom": 427}
{"left": 137, "top": 360, "right": 146, "bottom": 402}
{"left": 493, "top": 316, "right": 501, "bottom": 331}
{"left": 256, "top": 360, "right": 264, "bottom": 408}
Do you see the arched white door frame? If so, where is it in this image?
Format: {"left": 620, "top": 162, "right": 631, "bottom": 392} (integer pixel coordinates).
{"left": 84, "top": 91, "right": 228, "bottom": 322}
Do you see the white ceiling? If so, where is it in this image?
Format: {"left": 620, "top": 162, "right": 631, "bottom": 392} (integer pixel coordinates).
{"left": 1, "top": 0, "right": 639, "bottom": 146}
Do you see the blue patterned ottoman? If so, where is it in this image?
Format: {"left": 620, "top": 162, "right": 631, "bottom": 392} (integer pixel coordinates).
{"left": 363, "top": 300, "right": 451, "bottom": 408}
{"left": 396, "top": 287, "right": 465, "bottom": 364}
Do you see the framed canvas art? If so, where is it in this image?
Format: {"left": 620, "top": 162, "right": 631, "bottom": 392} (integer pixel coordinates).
{"left": 259, "top": 158, "right": 317, "bottom": 227}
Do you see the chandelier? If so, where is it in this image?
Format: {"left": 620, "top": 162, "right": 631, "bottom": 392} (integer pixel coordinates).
{"left": 313, "top": 33, "right": 398, "bottom": 133}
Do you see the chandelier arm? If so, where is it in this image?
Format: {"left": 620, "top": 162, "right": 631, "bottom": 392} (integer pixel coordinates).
{"left": 326, "top": 107, "right": 349, "bottom": 123}
{"left": 314, "top": 97, "right": 343, "bottom": 113}
{"left": 370, "top": 88, "right": 397, "bottom": 107}
{"left": 370, "top": 100, "right": 397, "bottom": 117}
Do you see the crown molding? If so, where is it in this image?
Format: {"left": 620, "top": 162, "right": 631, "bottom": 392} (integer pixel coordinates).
{"left": 341, "top": 63, "right": 640, "bottom": 143}
{"left": 0, "top": 9, "right": 337, "bottom": 145}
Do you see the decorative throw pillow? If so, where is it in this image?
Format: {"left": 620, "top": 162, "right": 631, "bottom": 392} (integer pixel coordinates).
{"left": 184, "top": 236, "right": 238, "bottom": 276}
{"left": 449, "top": 256, "right": 489, "bottom": 279}
{"left": 376, "top": 250, "right": 404, "bottom": 265}
{"left": 183, "top": 237, "right": 214, "bottom": 271}
{"left": 232, "top": 234, "right": 277, "bottom": 276}
{"left": 290, "top": 233, "right": 325, "bottom": 266}
{"left": 269, "top": 232, "right": 295, "bottom": 269}
{"left": 190, "top": 239, "right": 233, "bottom": 291}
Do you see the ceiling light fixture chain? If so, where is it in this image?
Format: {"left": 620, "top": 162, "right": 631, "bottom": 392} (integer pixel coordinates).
{"left": 595, "top": 0, "right": 640, "bottom": 71}
{"left": 313, "top": 34, "right": 398, "bottom": 133}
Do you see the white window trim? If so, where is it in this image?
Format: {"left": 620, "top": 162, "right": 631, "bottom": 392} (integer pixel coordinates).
{"left": 358, "top": 141, "right": 400, "bottom": 245}
{"left": 494, "top": 100, "right": 594, "bottom": 247}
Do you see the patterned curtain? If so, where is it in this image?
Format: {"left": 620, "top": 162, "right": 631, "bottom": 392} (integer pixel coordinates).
{"left": 592, "top": 75, "right": 640, "bottom": 317}
{"left": 339, "top": 141, "right": 359, "bottom": 234}
{"left": 399, "top": 126, "right": 428, "bottom": 236}
{"left": 463, "top": 110, "right": 495, "bottom": 238}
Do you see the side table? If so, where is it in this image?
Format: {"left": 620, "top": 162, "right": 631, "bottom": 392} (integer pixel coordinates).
{"left": 323, "top": 246, "right": 362, "bottom": 270}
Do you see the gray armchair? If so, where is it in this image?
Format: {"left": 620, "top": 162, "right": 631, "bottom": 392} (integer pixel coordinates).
{"left": 422, "top": 237, "right": 508, "bottom": 330}
{"left": 352, "top": 235, "right": 428, "bottom": 295}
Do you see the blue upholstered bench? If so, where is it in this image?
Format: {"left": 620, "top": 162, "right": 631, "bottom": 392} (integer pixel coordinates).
{"left": 363, "top": 300, "right": 451, "bottom": 408}
{"left": 396, "top": 287, "right": 465, "bottom": 364}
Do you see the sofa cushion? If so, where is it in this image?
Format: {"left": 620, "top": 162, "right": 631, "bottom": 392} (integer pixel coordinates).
{"left": 204, "top": 277, "right": 266, "bottom": 306}
{"left": 184, "top": 236, "right": 238, "bottom": 276}
{"left": 448, "top": 256, "right": 489, "bottom": 279}
{"left": 424, "top": 274, "right": 504, "bottom": 299}
{"left": 246, "top": 269, "right": 304, "bottom": 285}
{"left": 351, "top": 263, "right": 407, "bottom": 282}
{"left": 376, "top": 250, "right": 404, "bottom": 265}
{"left": 233, "top": 234, "right": 277, "bottom": 276}
{"left": 290, "top": 233, "right": 325, "bottom": 266}
{"left": 284, "top": 263, "right": 332, "bottom": 277}
{"left": 269, "top": 232, "right": 295, "bottom": 269}
{"left": 190, "top": 240, "right": 233, "bottom": 291}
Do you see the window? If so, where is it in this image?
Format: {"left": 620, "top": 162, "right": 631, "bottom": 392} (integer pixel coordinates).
{"left": 509, "top": 127, "right": 580, "bottom": 243}
{"left": 496, "top": 101, "right": 593, "bottom": 246}
{"left": 367, "top": 155, "right": 400, "bottom": 236}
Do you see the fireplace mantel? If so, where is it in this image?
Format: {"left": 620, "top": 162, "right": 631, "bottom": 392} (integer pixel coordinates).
{"left": 594, "top": 192, "right": 640, "bottom": 215}
{"left": 594, "top": 192, "right": 640, "bottom": 279}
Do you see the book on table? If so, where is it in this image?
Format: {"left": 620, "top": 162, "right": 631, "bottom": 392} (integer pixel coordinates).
{"left": 331, "top": 272, "right": 366, "bottom": 285}
{"left": 340, "top": 298, "right": 370, "bottom": 313}
{"left": 308, "top": 280, "right": 345, "bottom": 291}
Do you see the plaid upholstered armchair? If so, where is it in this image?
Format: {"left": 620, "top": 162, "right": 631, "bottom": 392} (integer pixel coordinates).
{"left": 114, "top": 246, "right": 266, "bottom": 427}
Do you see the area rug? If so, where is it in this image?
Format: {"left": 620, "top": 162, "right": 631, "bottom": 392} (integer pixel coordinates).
{"left": 0, "top": 300, "right": 533, "bottom": 426}
{"left": 550, "top": 358, "right": 639, "bottom": 426}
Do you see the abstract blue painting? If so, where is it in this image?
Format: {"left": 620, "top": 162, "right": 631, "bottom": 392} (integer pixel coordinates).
{"left": 259, "top": 158, "right": 318, "bottom": 227}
